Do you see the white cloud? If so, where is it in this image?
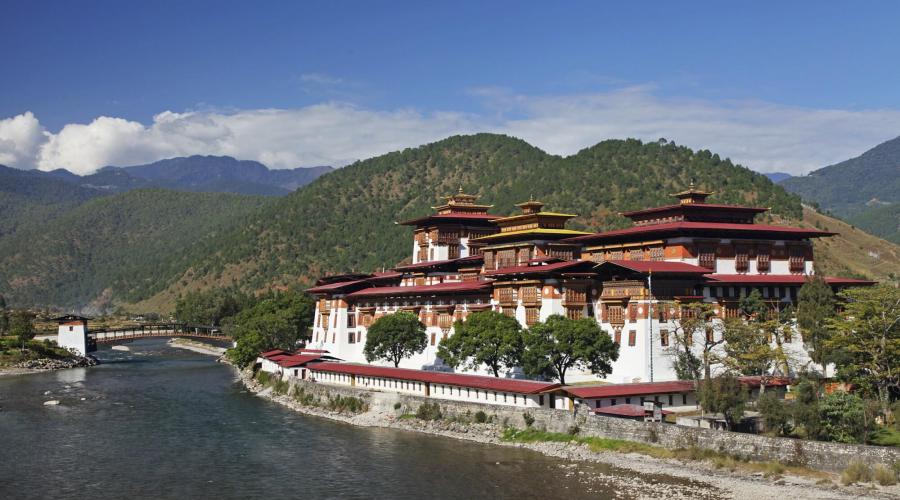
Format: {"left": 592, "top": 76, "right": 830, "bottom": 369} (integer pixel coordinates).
{"left": 6, "top": 86, "right": 900, "bottom": 175}
{"left": 0, "top": 112, "right": 45, "bottom": 169}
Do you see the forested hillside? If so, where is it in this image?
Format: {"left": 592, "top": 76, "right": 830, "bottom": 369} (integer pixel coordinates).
{"left": 781, "top": 135, "right": 899, "bottom": 243}
{"left": 6, "top": 133, "right": 897, "bottom": 312}
{"left": 143, "top": 134, "right": 803, "bottom": 305}
{"left": 0, "top": 189, "right": 272, "bottom": 309}
{"left": 0, "top": 165, "right": 103, "bottom": 239}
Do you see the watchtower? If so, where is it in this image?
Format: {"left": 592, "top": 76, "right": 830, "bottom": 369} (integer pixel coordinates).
{"left": 54, "top": 315, "right": 93, "bottom": 356}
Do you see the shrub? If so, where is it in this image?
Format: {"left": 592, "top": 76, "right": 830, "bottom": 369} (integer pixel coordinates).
{"left": 712, "top": 456, "right": 738, "bottom": 471}
{"left": 757, "top": 392, "right": 792, "bottom": 436}
{"left": 255, "top": 371, "right": 272, "bottom": 385}
{"left": 873, "top": 464, "right": 897, "bottom": 486}
{"left": 394, "top": 402, "right": 402, "bottom": 410}
{"left": 326, "top": 395, "right": 366, "bottom": 414}
{"left": 474, "top": 410, "right": 487, "bottom": 423}
{"left": 819, "top": 392, "right": 866, "bottom": 444}
{"left": 841, "top": 460, "right": 872, "bottom": 485}
{"left": 416, "top": 402, "right": 442, "bottom": 421}
{"left": 522, "top": 412, "right": 535, "bottom": 427}
{"left": 272, "top": 379, "right": 289, "bottom": 395}
{"left": 763, "top": 461, "right": 785, "bottom": 477}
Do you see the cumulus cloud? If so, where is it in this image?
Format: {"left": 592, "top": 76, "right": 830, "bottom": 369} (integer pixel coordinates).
{"left": 6, "top": 86, "right": 900, "bottom": 175}
{"left": 0, "top": 112, "right": 45, "bottom": 169}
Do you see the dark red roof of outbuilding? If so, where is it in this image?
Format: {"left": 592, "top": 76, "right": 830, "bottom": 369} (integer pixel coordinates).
{"left": 260, "top": 349, "right": 287, "bottom": 358}
{"left": 277, "top": 354, "right": 324, "bottom": 368}
{"left": 346, "top": 280, "right": 492, "bottom": 298}
{"left": 564, "top": 381, "right": 695, "bottom": 399}
{"left": 309, "top": 362, "right": 561, "bottom": 394}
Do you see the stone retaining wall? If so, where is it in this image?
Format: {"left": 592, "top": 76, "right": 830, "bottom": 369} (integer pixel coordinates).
{"left": 289, "top": 379, "right": 900, "bottom": 472}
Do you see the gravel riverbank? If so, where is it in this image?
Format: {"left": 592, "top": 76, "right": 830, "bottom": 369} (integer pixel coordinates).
{"left": 0, "top": 355, "right": 98, "bottom": 377}
{"left": 237, "top": 368, "right": 898, "bottom": 500}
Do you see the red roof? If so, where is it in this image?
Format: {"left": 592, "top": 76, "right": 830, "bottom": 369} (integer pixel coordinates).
{"left": 737, "top": 376, "right": 791, "bottom": 388}
{"left": 564, "top": 221, "right": 836, "bottom": 244}
{"left": 593, "top": 404, "right": 673, "bottom": 417}
{"left": 260, "top": 349, "right": 287, "bottom": 358}
{"left": 393, "top": 255, "right": 483, "bottom": 272}
{"left": 299, "top": 349, "right": 329, "bottom": 354}
{"left": 484, "top": 260, "right": 590, "bottom": 276}
{"left": 621, "top": 203, "right": 768, "bottom": 217}
{"left": 346, "top": 280, "right": 492, "bottom": 298}
{"left": 277, "top": 354, "right": 324, "bottom": 368}
{"left": 704, "top": 274, "right": 876, "bottom": 286}
{"left": 564, "top": 380, "right": 695, "bottom": 399}
{"left": 306, "top": 279, "right": 370, "bottom": 294}
{"left": 309, "top": 362, "right": 560, "bottom": 394}
{"left": 598, "top": 260, "right": 710, "bottom": 275}
{"left": 398, "top": 213, "right": 500, "bottom": 226}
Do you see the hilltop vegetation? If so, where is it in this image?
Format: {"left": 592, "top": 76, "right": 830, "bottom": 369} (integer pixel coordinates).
{"left": 0, "top": 189, "right": 272, "bottom": 309}
{"left": 155, "top": 134, "right": 801, "bottom": 298}
{"left": 4, "top": 133, "right": 898, "bottom": 311}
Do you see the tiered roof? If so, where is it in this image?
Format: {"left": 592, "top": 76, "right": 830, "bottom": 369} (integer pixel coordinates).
{"left": 471, "top": 198, "right": 589, "bottom": 243}
{"left": 399, "top": 188, "right": 499, "bottom": 226}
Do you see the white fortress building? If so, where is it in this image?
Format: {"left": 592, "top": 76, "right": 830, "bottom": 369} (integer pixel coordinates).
{"left": 306, "top": 186, "right": 872, "bottom": 383}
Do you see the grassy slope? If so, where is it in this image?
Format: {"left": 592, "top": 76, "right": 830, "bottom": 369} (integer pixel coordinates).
{"left": 802, "top": 206, "right": 900, "bottom": 283}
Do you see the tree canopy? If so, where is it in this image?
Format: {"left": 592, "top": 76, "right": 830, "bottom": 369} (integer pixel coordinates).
{"left": 797, "top": 276, "right": 836, "bottom": 367}
{"left": 437, "top": 311, "right": 523, "bottom": 377}
{"left": 363, "top": 312, "right": 427, "bottom": 368}
{"left": 225, "top": 290, "right": 316, "bottom": 367}
{"left": 522, "top": 314, "right": 618, "bottom": 385}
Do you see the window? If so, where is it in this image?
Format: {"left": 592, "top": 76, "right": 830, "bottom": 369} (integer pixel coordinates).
{"left": 497, "top": 249, "right": 517, "bottom": 268}
{"left": 539, "top": 395, "right": 544, "bottom": 406}
{"left": 699, "top": 246, "right": 716, "bottom": 270}
{"left": 483, "top": 251, "right": 494, "bottom": 269}
{"left": 430, "top": 332, "right": 436, "bottom": 346}
{"left": 498, "top": 287, "right": 515, "bottom": 304}
{"left": 502, "top": 308, "right": 516, "bottom": 318}
{"left": 789, "top": 246, "right": 805, "bottom": 274}
{"left": 649, "top": 246, "right": 665, "bottom": 261}
{"left": 614, "top": 329, "right": 622, "bottom": 345}
{"left": 628, "top": 330, "right": 636, "bottom": 346}
{"left": 437, "top": 313, "right": 453, "bottom": 329}
{"left": 625, "top": 398, "right": 631, "bottom": 405}
{"left": 735, "top": 246, "right": 749, "bottom": 273}
{"left": 609, "top": 306, "right": 624, "bottom": 324}
{"left": 525, "top": 307, "right": 540, "bottom": 326}
{"left": 628, "top": 248, "right": 644, "bottom": 261}
{"left": 628, "top": 304, "right": 638, "bottom": 322}
{"left": 706, "top": 327, "right": 715, "bottom": 343}
{"left": 69, "top": 326, "right": 73, "bottom": 332}
{"left": 682, "top": 394, "right": 688, "bottom": 405}
{"left": 757, "top": 249, "right": 771, "bottom": 273}
{"left": 520, "top": 286, "right": 538, "bottom": 303}
{"left": 660, "top": 329, "right": 669, "bottom": 347}
{"left": 566, "top": 307, "right": 583, "bottom": 320}
{"left": 668, "top": 394, "right": 673, "bottom": 406}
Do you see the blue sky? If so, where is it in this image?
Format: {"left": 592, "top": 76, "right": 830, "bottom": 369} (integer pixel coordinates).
{"left": 1, "top": 1, "right": 899, "bottom": 174}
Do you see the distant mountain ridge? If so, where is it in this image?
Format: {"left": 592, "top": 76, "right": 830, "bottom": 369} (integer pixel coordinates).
{"left": 780, "top": 135, "right": 900, "bottom": 243}
{"left": 764, "top": 172, "right": 793, "bottom": 183}
{"left": 44, "top": 156, "right": 333, "bottom": 196}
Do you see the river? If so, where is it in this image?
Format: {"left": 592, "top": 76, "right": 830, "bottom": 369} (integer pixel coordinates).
{"left": 0, "top": 339, "right": 715, "bottom": 499}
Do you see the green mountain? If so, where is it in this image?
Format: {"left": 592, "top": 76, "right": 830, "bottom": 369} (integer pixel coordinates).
{"left": 780, "top": 135, "right": 900, "bottom": 243}
{"left": 0, "top": 189, "right": 272, "bottom": 309}
{"left": 0, "top": 165, "right": 104, "bottom": 239}
{"left": 7, "top": 134, "right": 897, "bottom": 311}
{"left": 149, "top": 134, "right": 802, "bottom": 300}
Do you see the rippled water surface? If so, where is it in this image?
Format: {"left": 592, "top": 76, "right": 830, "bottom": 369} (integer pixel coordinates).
{"left": 0, "top": 339, "right": 712, "bottom": 499}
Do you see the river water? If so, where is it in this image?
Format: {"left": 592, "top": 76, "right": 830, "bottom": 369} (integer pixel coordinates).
{"left": 0, "top": 339, "right": 715, "bottom": 499}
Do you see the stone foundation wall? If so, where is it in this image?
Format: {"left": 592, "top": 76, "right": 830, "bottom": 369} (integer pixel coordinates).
{"left": 288, "top": 379, "right": 900, "bottom": 472}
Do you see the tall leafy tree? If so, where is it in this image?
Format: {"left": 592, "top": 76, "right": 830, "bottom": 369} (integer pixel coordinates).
{"left": 797, "top": 276, "right": 836, "bottom": 367}
{"left": 723, "top": 318, "right": 773, "bottom": 376}
{"left": 363, "top": 312, "right": 427, "bottom": 368}
{"left": 827, "top": 284, "right": 900, "bottom": 419}
{"left": 522, "top": 314, "right": 618, "bottom": 385}
{"left": 669, "top": 303, "right": 723, "bottom": 383}
{"left": 225, "top": 290, "right": 316, "bottom": 367}
{"left": 698, "top": 372, "right": 747, "bottom": 431}
{"left": 437, "top": 311, "right": 523, "bottom": 377}
{"left": 9, "top": 311, "right": 35, "bottom": 350}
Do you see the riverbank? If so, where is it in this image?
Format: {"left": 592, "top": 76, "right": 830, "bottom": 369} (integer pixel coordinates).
{"left": 0, "top": 354, "right": 98, "bottom": 377}
{"left": 237, "top": 368, "right": 898, "bottom": 500}
{"left": 166, "top": 338, "right": 227, "bottom": 357}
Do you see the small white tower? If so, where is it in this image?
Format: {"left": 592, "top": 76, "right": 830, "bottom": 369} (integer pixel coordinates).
{"left": 55, "top": 315, "right": 92, "bottom": 356}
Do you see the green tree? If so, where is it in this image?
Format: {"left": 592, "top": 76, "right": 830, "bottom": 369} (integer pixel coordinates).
{"left": 828, "top": 284, "right": 900, "bottom": 419}
{"left": 437, "top": 311, "right": 523, "bottom": 377}
{"left": 723, "top": 318, "right": 773, "bottom": 376}
{"left": 225, "top": 290, "right": 315, "bottom": 367}
{"left": 739, "top": 289, "right": 769, "bottom": 321}
{"left": 669, "top": 303, "right": 723, "bottom": 382}
{"left": 522, "top": 315, "right": 619, "bottom": 385}
{"left": 797, "top": 277, "right": 836, "bottom": 367}
{"left": 792, "top": 377, "right": 822, "bottom": 439}
{"left": 698, "top": 372, "right": 747, "bottom": 431}
{"left": 9, "top": 311, "right": 35, "bottom": 349}
{"left": 175, "top": 288, "right": 252, "bottom": 326}
{"left": 757, "top": 391, "right": 792, "bottom": 436}
{"left": 818, "top": 391, "right": 867, "bottom": 444}
{"left": 363, "top": 312, "right": 427, "bottom": 367}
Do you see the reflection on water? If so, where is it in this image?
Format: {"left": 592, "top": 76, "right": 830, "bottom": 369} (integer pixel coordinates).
{"left": 0, "top": 339, "right": 715, "bottom": 500}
